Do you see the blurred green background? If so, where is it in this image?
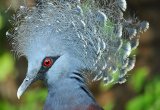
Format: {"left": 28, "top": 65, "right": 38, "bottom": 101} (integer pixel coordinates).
{"left": 0, "top": 0, "right": 160, "bottom": 110}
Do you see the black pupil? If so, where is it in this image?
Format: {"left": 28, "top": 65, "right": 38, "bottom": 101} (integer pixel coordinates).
{"left": 46, "top": 60, "right": 49, "bottom": 64}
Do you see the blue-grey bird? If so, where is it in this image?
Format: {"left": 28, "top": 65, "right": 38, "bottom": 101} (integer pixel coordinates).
{"left": 7, "top": 0, "right": 149, "bottom": 109}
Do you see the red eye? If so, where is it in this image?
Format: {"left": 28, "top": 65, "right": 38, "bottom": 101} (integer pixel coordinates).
{"left": 43, "top": 58, "right": 53, "bottom": 67}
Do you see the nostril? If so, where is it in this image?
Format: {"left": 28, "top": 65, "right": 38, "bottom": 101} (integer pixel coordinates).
{"left": 25, "top": 77, "right": 30, "bottom": 81}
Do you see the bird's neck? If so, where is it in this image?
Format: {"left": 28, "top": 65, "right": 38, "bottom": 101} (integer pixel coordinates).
{"left": 44, "top": 72, "right": 101, "bottom": 110}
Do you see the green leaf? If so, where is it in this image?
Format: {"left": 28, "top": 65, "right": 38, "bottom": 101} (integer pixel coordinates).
{"left": 0, "top": 53, "right": 15, "bottom": 81}
{"left": 126, "top": 95, "right": 145, "bottom": 110}
{"left": 103, "top": 101, "right": 114, "bottom": 110}
{"left": 20, "top": 88, "right": 47, "bottom": 110}
{"left": 25, "top": 89, "right": 47, "bottom": 103}
{"left": 129, "top": 67, "right": 149, "bottom": 92}
{"left": 0, "top": 101, "right": 16, "bottom": 110}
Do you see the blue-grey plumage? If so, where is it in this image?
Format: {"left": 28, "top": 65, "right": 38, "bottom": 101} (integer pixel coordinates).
{"left": 44, "top": 72, "right": 103, "bottom": 110}
{"left": 6, "top": 0, "right": 149, "bottom": 109}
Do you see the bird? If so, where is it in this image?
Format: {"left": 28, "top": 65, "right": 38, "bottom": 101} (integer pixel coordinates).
{"left": 6, "top": 0, "right": 149, "bottom": 110}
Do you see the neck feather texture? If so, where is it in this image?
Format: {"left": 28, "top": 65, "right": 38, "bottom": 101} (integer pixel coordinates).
{"left": 44, "top": 72, "right": 103, "bottom": 110}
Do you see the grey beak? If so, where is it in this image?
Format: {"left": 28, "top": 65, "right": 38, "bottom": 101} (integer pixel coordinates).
{"left": 17, "top": 76, "right": 34, "bottom": 99}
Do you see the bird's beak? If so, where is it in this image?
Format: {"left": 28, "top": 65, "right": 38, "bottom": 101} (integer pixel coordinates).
{"left": 17, "top": 76, "right": 35, "bottom": 99}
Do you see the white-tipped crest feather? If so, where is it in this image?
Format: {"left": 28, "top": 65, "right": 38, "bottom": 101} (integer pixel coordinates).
{"left": 8, "top": 0, "right": 149, "bottom": 84}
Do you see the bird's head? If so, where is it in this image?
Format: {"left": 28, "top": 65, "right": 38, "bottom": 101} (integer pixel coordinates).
{"left": 14, "top": 3, "right": 85, "bottom": 98}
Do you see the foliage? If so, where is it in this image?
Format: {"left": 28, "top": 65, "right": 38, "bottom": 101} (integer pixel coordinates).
{"left": 0, "top": 89, "right": 47, "bottom": 110}
{"left": 129, "top": 67, "right": 149, "bottom": 92}
{"left": 19, "top": 88, "right": 47, "bottom": 110}
{"left": 103, "top": 102, "right": 114, "bottom": 110}
{"left": 0, "top": 53, "right": 15, "bottom": 81}
{"left": 126, "top": 70, "right": 160, "bottom": 110}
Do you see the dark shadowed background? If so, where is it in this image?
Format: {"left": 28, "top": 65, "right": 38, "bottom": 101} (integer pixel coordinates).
{"left": 0, "top": 0, "right": 160, "bottom": 110}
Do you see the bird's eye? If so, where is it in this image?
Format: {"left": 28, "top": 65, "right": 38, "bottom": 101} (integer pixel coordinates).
{"left": 43, "top": 57, "right": 53, "bottom": 68}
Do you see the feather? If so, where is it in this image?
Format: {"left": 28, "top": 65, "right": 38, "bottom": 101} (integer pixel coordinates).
{"left": 9, "top": 0, "right": 149, "bottom": 85}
